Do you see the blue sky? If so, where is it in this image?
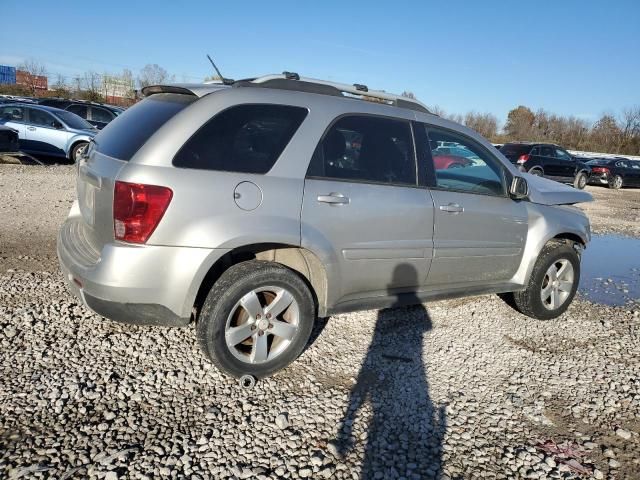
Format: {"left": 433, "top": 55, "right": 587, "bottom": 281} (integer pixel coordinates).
{"left": 2, "top": 0, "right": 638, "bottom": 124}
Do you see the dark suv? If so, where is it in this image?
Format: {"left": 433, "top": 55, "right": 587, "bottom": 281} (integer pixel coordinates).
{"left": 500, "top": 143, "right": 591, "bottom": 189}
{"left": 37, "top": 99, "right": 124, "bottom": 130}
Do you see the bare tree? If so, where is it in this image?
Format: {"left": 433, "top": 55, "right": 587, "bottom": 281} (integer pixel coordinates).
{"left": 138, "top": 64, "right": 172, "bottom": 88}
{"left": 17, "top": 58, "right": 47, "bottom": 95}
{"left": 51, "top": 74, "right": 71, "bottom": 98}
{"left": 464, "top": 112, "right": 499, "bottom": 140}
{"left": 81, "top": 71, "right": 103, "bottom": 102}
{"left": 504, "top": 106, "right": 536, "bottom": 140}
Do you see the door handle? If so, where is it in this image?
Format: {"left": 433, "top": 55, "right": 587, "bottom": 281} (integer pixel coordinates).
{"left": 27, "top": 126, "right": 36, "bottom": 131}
{"left": 317, "top": 193, "right": 349, "bottom": 205}
{"left": 439, "top": 203, "right": 464, "bottom": 213}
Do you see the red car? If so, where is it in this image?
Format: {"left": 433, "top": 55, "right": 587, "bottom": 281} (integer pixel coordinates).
{"left": 432, "top": 153, "right": 473, "bottom": 169}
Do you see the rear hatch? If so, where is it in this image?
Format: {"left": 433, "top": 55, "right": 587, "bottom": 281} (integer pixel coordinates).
{"left": 500, "top": 144, "right": 532, "bottom": 163}
{"left": 75, "top": 93, "right": 196, "bottom": 256}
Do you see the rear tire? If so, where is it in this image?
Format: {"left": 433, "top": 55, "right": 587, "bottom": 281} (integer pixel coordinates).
{"left": 608, "top": 175, "right": 623, "bottom": 189}
{"left": 573, "top": 172, "right": 587, "bottom": 189}
{"left": 529, "top": 168, "right": 543, "bottom": 177}
{"left": 196, "top": 260, "right": 315, "bottom": 378}
{"left": 510, "top": 241, "right": 580, "bottom": 320}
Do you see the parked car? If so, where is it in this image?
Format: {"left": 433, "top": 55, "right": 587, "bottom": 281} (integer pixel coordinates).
{"left": 0, "top": 125, "right": 19, "bottom": 152}
{"left": 37, "top": 98, "right": 124, "bottom": 130}
{"left": 58, "top": 74, "right": 592, "bottom": 379}
{"left": 0, "top": 103, "right": 97, "bottom": 162}
{"left": 499, "top": 142, "right": 591, "bottom": 189}
{"left": 586, "top": 157, "right": 640, "bottom": 189}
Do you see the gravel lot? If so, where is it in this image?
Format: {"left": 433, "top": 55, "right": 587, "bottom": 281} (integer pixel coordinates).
{"left": 1, "top": 165, "right": 639, "bottom": 479}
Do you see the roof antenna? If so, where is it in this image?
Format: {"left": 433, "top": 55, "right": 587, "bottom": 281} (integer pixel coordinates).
{"left": 206, "top": 54, "right": 234, "bottom": 85}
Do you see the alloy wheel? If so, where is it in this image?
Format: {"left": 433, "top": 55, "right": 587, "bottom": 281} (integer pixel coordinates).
{"left": 540, "top": 259, "right": 574, "bottom": 310}
{"left": 224, "top": 286, "right": 300, "bottom": 364}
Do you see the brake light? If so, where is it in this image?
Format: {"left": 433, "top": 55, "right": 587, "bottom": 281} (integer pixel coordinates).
{"left": 113, "top": 181, "right": 173, "bottom": 244}
{"left": 591, "top": 167, "right": 609, "bottom": 174}
{"left": 516, "top": 154, "right": 530, "bottom": 164}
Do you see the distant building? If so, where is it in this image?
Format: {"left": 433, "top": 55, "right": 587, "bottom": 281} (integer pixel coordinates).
{"left": 102, "top": 74, "right": 134, "bottom": 105}
{"left": 0, "top": 65, "right": 17, "bottom": 84}
{"left": 16, "top": 70, "right": 48, "bottom": 90}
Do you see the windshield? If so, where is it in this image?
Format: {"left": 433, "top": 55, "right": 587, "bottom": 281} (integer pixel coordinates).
{"left": 93, "top": 93, "right": 195, "bottom": 161}
{"left": 55, "top": 110, "right": 94, "bottom": 130}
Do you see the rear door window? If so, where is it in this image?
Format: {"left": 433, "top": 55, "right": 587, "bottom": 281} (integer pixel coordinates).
{"left": 173, "top": 104, "right": 308, "bottom": 173}
{"left": 555, "top": 148, "right": 572, "bottom": 161}
{"left": 67, "top": 104, "right": 88, "bottom": 118}
{"left": 306, "top": 115, "right": 416, "bottom": 186}
{"left": 94, "top": 93, "right": 196, "bottom": 160}
{"left": 540, "top": 146, "right": 554, "bottom": 157}
{"left": 91, "top": 107, "right": 115, "bottom": 123}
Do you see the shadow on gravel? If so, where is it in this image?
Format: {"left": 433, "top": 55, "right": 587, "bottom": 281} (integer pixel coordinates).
{"left": 336, "top": 264, "right": 447, "bottom": 479}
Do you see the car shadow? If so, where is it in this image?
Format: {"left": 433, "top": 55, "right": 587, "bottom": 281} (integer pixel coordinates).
{"left": 334, "top": 264, "right": 447, "bottom": 479}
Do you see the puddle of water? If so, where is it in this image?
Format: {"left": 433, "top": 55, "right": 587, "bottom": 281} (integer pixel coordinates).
{"left": 579, "top": 234, "right": 640, "bottom": 307}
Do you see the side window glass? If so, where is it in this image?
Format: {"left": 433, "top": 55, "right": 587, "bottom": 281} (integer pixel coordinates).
{"left": 1, "top": 106, "right": 24, "bottom": 121}
{"left": 630, "top": 161, "right": 640, "bottom": 169}
{"left": 425, "top": 126, "right": 505, "bottom": 196}
{"left": 530, "top": 146, "right": 540, "bottom": 156}
{"left": 540, "top": 146, "right": 554, "bottom": 157}
{"left": 174, "top": 104, "right": 308, "bottom": 173}
{"left": 307, "top": 115, "right": 416, "bottom": 186}
{"left": 555, "top": 149, "right": 572, "bottom": 161}
{"left": 67, "top": 105, "right": 88, "bottom": 118}
{"left": 28, "top": 109, "right": 57, "bottom": 127}
{"left": 91, "top": 107, "right": 114, "bottom": 123}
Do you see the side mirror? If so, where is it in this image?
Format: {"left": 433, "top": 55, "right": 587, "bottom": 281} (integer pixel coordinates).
{"left": 510, "top": 176, "right": 529, "bottom": 200}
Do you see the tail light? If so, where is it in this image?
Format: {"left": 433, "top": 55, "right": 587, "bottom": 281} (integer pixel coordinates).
{"left": 591, "top": 166, "right": 609, "bottom": 174}
{"left": 516, "top": 154, "right": 530, "bottom": 164}
{"left": 113, "top": 181, "right": 173, "bottom": 244}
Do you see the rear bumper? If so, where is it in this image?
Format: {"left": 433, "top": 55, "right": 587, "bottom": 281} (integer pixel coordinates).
{"left": 588, "top": 174, "right": 608, "bottom": 185}
{"left": 57, "top": 217, "right": 229, "bottom": 326}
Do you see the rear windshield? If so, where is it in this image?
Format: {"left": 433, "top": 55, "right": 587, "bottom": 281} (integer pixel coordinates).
{"left": 499, "top": 144, "right": 532, "bottom": 156}
{"left": 586, "top": 159, "right": 611, "bottom": 165}
{"left": 93, "top": 94, "right": 195, "bottom": 160}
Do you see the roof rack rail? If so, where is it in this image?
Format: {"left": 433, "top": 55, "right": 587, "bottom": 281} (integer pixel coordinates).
{"left": 238, "top": 73, "right": 432, "bottom": 114}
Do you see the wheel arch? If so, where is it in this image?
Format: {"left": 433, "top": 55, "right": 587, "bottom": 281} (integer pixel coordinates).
{"left": 191, "top": 243, "right": 329, "bottom": 321}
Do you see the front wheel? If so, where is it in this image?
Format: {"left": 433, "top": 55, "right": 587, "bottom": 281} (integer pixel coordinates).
{"left": 70, "top": 141, "right": 88, "bottom": 164}
{"left": 608, "top": 175, "right": 623, "bottom": 189}
{"left": 196, "top": 260, "right": 316, "bottom": 378}
{"left": 573, "top": 172, "right": 587, "bottom": 189}
{"left": 509, "top": 241, "right": 580, "bottom": 320}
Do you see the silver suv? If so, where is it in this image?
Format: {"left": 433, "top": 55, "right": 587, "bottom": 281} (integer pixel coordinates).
{"left": 58, "top": 74, "right": 592, "bottom": 378}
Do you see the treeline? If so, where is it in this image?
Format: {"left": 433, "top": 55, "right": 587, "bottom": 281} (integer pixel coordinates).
{"left": 0, "top": 59, "right": 176, "bottom": 106}
{"left": 432, "top": 105, "right": 640, "bottom": 156}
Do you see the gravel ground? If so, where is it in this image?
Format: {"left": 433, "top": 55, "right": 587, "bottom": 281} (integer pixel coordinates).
{"left": 578, "top": 185, "right": 640, "bottom": 237}
{"left": 1, "top": 165, "right": 639, "bottom": 479}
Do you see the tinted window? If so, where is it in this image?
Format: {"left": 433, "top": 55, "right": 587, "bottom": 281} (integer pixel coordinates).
{"left": 91, "top": 107, "right": 114, "bottom": 123}
{"left": 540, "top": 146, "right": 554, "bottom": 157}
{"left": 529, "top": 146, "right": 540, "bottom": 155}
{"left": 55, "top": 110, "right": 94, "bottom": 130}
{"left": 629, "top": 161, "right": 640, "bottom": 169}
{"left": 499, "top": 144, "right": 531, "bottom": 157}
{"left": 307, "top": 115, "right": 416, "bottom": 185}
{"left": 0, "top": 105, "right": 24, "bottom": 121}
{"left": 615, "top": 160, "right": 629, "bottom": 168}
{"left": 174, "top": 104, "right": 307, "bottom": 173}
{"left": 586, "top": 159, "right": 610, "bottom": 166}
{"left": 425, "top": 127, "right": 505, "bottom": 196}
{"left": 28, "top": 108, "right": 57, "bottom": 127}
{"left": 95, "top": 94, "right": 195, "bottom": 160}
{"left": 555, "top": 148, "right": 572, "bottom": 161}
{"left": 67, "top": 104, "right": 88, "bottom": 118}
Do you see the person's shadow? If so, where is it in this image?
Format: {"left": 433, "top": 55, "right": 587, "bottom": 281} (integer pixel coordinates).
{"left": 335, "top": 264, "right": 447, "bottom": 479}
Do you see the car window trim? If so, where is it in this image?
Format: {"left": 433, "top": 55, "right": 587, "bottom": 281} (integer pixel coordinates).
{"left": 172, "top": 102, "right": 310, "bottom": 174}
{"left": 304, "top": 112, "right": 420, "bottom": 188}
{"left": 421, "top": 123, "right": 509, "bottom": 198}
